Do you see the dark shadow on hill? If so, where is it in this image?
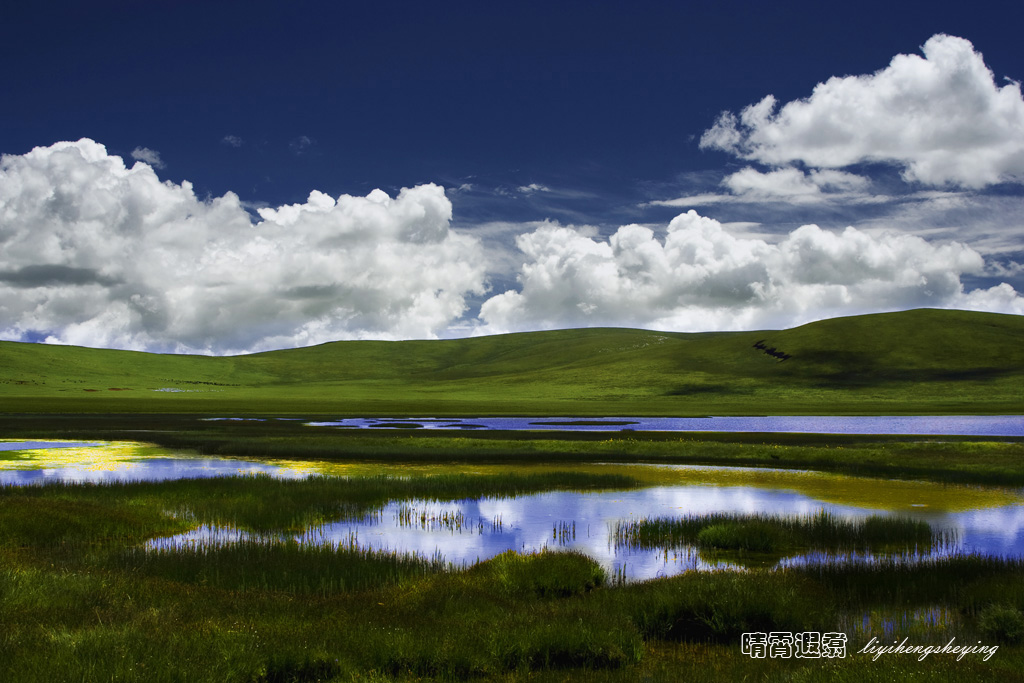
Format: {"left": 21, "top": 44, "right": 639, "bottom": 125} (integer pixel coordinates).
{"left": 780, "top": 350, "right": 1020, "bottom": 387}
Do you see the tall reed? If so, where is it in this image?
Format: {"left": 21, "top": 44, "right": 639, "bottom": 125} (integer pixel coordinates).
{"left": 611, "top": 511, "right": 936, "bottom": 554}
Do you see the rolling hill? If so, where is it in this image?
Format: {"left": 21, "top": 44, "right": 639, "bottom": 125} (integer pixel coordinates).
{"left": 1, "top": 308, "right": 1022, "bottom": 415}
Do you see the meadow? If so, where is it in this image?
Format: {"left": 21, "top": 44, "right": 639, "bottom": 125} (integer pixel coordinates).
{"left": 2, "top": 467, "right": 1023, "bottom": 681}
{"left": 2, "top": 308, "right": 1024, "bottom": 680}
{"left": 2, "top": 308, "right": 1023, "bottom": 415}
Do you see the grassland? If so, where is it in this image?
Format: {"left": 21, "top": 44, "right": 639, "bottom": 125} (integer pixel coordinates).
{"left": 2, "top": 308, "right": 1023, "bottom": 414}
{"left": 611, "top": 511, "right": 939, "bottom": 557}
{"left": 2, "top": 474, "right": 1023, "bottom": 681}
{"left": 2, "top": 307, "right": 1023, "bottom": 680}
{"left": 2, "top": 453, "right": 1023, "bottom": 681}
{"left": 5, "top": 413, "right": 1024, "bottom": 487}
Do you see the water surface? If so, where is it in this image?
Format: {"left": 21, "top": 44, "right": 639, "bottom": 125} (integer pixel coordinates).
{"left": 0, "top": 440, "right": 311, "bottom": 485}
{"left": 150, "top": 483, "right": 1024, "bottom": 581}
{"left": 4, "top": 438, "right": 1022, "bottom": 582}
{"left": 146, "top": 464, "right": 1024, "bottom": 581}
{"left": 308, "top": 415, "right": 1024, "bottom": 436}
{"left": 0, "top": 440, "right": 102, "bottom": 451}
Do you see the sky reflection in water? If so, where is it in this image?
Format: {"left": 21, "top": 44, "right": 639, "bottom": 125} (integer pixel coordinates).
{"left": 307, "top": 415, "right": 1024, "bottom": 436}
{"left": 0, "top": 440, "right": 313, "bottom": 485}
{"left": 4, "top": 438, "right": 1022, "bottom": 581}
{"left": 150, "top": 483, "right": 1024, "bottom": 582}
{"left": 0, "top": 457, "right": 308, "bottom": 485}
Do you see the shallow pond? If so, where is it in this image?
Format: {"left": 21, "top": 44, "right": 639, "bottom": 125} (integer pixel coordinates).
{"left": 0, "top": 440, "right": 103, "bottom": 451}
{"left": 149, "top": 473, "right": 1024, "bottom": 581}
{"left": 306, "top": 415, "right": 1024, "bottom": 436}
{"left": 3, "top": 439, "right": 1022, "bottom": 581}
{"left": 0, "top": 440, "right": 310, "bottom": 484}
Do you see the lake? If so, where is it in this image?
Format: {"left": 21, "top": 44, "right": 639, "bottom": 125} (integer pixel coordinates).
{"left": 3, "top": 438, "right": 1022, "bottom": 581}
{"left": 0, "top": 440, "right": 103, "bottom": 451}
{"left": 147, "top": 471, "right": 1024, "bottom": 581}
{"left": 0, "top": 440, "right": 312, "bottom": 484}
{"left": 306, "top": 415, "right": 1024, "bottom": 436}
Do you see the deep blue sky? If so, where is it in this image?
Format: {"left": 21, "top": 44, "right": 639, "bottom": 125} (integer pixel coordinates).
{"left": 2, "top": 1, "right": 1024, "bottom": 352}
{"left": 5, "top": 1, "right": 1020, "bottom": 224}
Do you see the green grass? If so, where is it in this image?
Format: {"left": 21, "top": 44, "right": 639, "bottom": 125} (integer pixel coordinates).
{"left": 0, "top": 471, "right": 640, "bottom": 541}
{"left": 114, "top": 539, "right": 455, "bottom": 595}
{"left": 2, "top": 307, "right": 1023, "bottom": 679}
{"left": 612, "top": 511, "right": 938, "bottom": 556}
{"left": 800, "top": 554, "right": 1024, "bottom": 609}
{"left": 2, "top": 473, "right": 1023, "bottom": 681}
{"left": 2, "top": 308, "right": 1023, "bottom": 414}
{"left": 6, "top": 413, "right": 1024, "bottom": 486}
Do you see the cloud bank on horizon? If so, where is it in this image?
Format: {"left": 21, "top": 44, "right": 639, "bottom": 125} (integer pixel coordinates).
{"left": 2, "top": 34, "right": 1023, "bottom": 354}
{"left": 0, "top": 140, "right": 485, "bottom": 353}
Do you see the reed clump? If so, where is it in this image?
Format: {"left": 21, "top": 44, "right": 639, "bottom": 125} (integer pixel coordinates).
{"left": 473, "top": 549, "right": 607, "bottom": 599}
{"left": 115, "top": 538, "right": 452, "bottom": 595}
{"left": 611, "top": 511, "right": 937, "bottom": 556}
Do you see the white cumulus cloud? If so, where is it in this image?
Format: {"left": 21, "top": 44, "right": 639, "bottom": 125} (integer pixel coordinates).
{"left": 700, "top": 34, "right": 1024, "bottom": 188}
{"left": 477, "top": 210, "right": 1024, "bottom": 334}
{"left": 0, "top": 139, "right": 487, "bottom": 353}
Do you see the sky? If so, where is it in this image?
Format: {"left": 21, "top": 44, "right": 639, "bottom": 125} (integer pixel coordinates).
{"left": 2, "top": 0, "right": 1024, "bottom": 354}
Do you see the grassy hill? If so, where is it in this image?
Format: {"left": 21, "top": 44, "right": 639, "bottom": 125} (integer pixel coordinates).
{"left": 1, "top": 308, "right": 1022, "bottom": 415}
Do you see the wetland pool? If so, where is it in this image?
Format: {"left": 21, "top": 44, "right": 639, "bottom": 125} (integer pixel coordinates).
{"left": 0, "top": 440, "right": 310, "bottom": 484}
{"left": 305, "top": 415, "right": 1024, "bottom": 436}
{"left": 3, "top": 439, "right": 1021, "bottom": 581}
{"left": 149, "top": 475, "right": 1024, "bottom": 581}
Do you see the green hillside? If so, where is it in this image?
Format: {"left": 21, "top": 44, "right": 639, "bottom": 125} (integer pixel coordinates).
{"left": 1, "top": 308, "right": 1022, "bottom": 415}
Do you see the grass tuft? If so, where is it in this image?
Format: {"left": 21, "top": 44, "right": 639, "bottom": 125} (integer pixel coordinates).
{"left": 612, "top": 511, "right": 936, "bottom": 558}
